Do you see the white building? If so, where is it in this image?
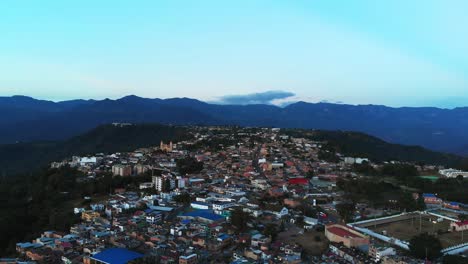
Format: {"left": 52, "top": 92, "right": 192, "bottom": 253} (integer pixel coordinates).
{"left": 191, "top": 202, "right": 211, "bottom": 210}
{"left": 368, "top": 246, "right": 396, "bottom": 262}
{"left": 146, "top": 212, "right": 163, "bottom": 224}
{"left": 213, "top": 201, "right": 236, "bottom": 213}
{"left": 439, "top": 168, "right": 468, "bottom": 178}
{"left": 153, "top": 174, "right": 176, "bottom": 192}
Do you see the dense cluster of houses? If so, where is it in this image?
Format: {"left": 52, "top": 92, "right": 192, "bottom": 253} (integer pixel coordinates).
{"left": 6, "top": 126, "right": 467, "bottom": 263}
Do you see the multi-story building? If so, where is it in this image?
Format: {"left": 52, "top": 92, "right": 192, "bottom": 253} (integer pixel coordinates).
{"left": 152, "top": 174, "right": 176, "bottom": 192}
{"left": 134, "top": 164, "right": 149, "bottom": 175}
{"left": 212, "top": 201, "right": 236, "bottom": 213}
{"left": 368, "top": 245, "right": 396, "bottom": 262}
{"left": 112, "top": 164, "right": 132, "bottom": 177}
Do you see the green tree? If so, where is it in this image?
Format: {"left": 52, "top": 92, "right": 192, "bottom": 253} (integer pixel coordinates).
{"left": 336, "top": 202, "right": 356, "bottom": 223}
{"left": 409, "top": 233, "right": 442, "bottom": 260}
{"left": 173, "top": 193, "right": 191, "bottom": 205}
{"left": 263, "top": 223, "right": 279, "bottom": 241}
{"left": 230, "top": 207, "right": 250, "bottom": 232}
{"left": 442, "top": 255, "right": 468, "bottom": 264}
{"left": 176, "top": 156, "right": 204, "bottom": 175}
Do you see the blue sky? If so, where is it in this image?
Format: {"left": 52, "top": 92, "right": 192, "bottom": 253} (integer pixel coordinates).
{"left": 1, "top": 0, "right": 467, "bottom": 107}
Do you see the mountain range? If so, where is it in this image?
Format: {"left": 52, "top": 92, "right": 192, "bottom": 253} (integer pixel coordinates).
{"left": 2, "top": 95, "right": 468, "bottom": 155}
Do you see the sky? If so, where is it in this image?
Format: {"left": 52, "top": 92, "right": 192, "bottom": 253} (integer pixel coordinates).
{"left": 1, "top": 0, "right": 468, "bottom": 108}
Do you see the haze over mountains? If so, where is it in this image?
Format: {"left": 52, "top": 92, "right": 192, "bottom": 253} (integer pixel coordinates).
{"left": 2, "top": 95, "right": 468, "bottom": 156}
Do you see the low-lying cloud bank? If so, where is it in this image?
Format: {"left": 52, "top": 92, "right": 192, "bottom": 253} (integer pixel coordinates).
{"left": 213, "top": 90, "right": 295, "bottom": 105}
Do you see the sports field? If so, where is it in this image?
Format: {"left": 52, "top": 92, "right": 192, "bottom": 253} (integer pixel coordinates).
{"left": 365, "top": 214, "right": 465, "bottom": 248}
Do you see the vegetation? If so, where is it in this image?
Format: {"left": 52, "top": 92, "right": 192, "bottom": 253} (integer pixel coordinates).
{"left": 176, "top": 156, "right": 204, "bottom": 175}
{"left": 337, "top": 178, "right": 426, "bottom": 210}
{"left": 284, "top": 129, "right": 466, "bottom": 167}
{"left": 0, "top": 123, "right": 192, "bottom": 176}
{"left": 0, "top": 166, "right": 152, "bottom": 256}
{"left": 263, "top": 223, "right": 279, "bottom": 240}
{"left": 173, "top": 193, "right": 191, "bottom": 205}
{"left": 230, "top": 207, "right": 251, "bottom": 232}
{"left": 408, "top": 233, "right": 442, "bottom": 260}
{"left": 317, "top": 150, "right": 340, "bottom": 163}
{"left": 442, "top": 255, "right": 468, "bottom": 264}
{"left": 335, "top": 202, "right": 356, "bottom": 223}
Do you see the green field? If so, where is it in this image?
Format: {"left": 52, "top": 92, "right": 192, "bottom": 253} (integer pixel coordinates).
{"left": 418, "top": 175, "right": 439, "bottom": 181}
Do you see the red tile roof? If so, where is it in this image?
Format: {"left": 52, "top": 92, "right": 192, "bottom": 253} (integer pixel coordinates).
{"left": 288, "top": 178, "right": 308, "bottom": 185}
{"left": 455, "top": 220, "right": 468, "bottom": 226}
{"left": 327, "top": 226, "right": 360, "bottom": 238}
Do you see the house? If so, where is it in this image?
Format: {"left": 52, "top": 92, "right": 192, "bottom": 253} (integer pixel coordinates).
{"left": 179, "top": 254, "right": 197, "bottom": 264}
{"left": 251, "top": 234, "right": 271, "bottom": 247}
{"left": 276, "top": 207, "right": 289, "bottom": 218}
{"left": 450, "top": 220, "right": 468, "bottom": 232}
{"left": 422, "top": 193, "right": 442, "bottom": 204}
{"left": 329, "top": 242, "right": 372, "bottom": 263}
{"left": 81, "top": 211, "right": 100, "bottom": 222}
{"left": 288, "top": 178, "right": 308, "bottom": 186}
{"left": 444, "top": 201, "right": 462, "bottom": 210}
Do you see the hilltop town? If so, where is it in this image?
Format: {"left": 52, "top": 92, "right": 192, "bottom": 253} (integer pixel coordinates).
{"left": 4, "top": 125, "right": 468, "bottom": 264}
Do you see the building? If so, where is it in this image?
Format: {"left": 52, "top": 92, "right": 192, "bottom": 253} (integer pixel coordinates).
{"left": 146, "top": 210, "right": 163, "bottom": 224}
{"left": 368, "top": 245, "right": 396, "bottom": 262}
{"left": 152, "top": 174, "right": 176, "bottom": 192}
{"left": 422, "top": 193, "right": 442, "bottom": 204}
{"left": 191, "top": 201, "right": 211, "bottom": 210}
{"left": 179, "top": 254, "right": 197, "bottom": 264}
{"left": 160, "top": 141, "right": 173, "bottom": 152}
{"left": 80, "top": 157, "right": 99, "bottom": 166}
{"left": 443, "top": 201, "right": 462, "bottom": 210}
{"left": 86, "top": 248, "right": 143, "bottom": 264}
{"left": 212, "top": 201, "right": 236, "bottom": 213}
{"left": 329, "top": 242, "right": 373, "bottom": 264}
{"left": 439, "top": 168, "right": 468, "bottom": 178}
{"left": 134, "top": 164, "right": 149, "bottom": 175}
{"left": 288, "top": 178, "right": 308, "bottom": 185}
{"left": 179, "top": 210, "right": 226, "bottom": 224}
{"left": 112, "top": 164, "right": 132, "bottom": 177}
{"left": 325, "top": 224, "right": 370, "bottom": 248}
{"left": 81, "top": 211, "right": 100, "bottom": 222}
{"left": 251, "top": 234, "right": 271, "bottom": 247}
{"left": 450, "top": 220, "right": 468, "bottom": 232}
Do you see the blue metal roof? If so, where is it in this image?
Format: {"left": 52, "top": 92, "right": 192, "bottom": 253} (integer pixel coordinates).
{"left": 91, "top": 248, "right": 143, "bottom": 264}
{"left": 182, "top": 210, "right": 225, "bottom": 221}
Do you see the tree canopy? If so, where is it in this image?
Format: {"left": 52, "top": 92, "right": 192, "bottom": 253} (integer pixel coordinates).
{"left": 409, "top": 233, "right": 442, "bottom": 260}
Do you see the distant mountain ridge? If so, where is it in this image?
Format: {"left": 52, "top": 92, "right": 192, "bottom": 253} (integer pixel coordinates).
{"left": 2, "top": 95, "right": 468, "bottom": 155}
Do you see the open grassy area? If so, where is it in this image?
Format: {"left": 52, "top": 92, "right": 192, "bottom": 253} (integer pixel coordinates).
{"left": 367, "top": 214, "right": 466, "bottom": 248}
{"left": 277, "top": 224, "right": 328, "bottom": 256}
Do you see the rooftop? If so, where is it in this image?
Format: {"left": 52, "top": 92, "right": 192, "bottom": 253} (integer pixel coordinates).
{"left": 90, "top": 248, "right": 143, "bottom": 264}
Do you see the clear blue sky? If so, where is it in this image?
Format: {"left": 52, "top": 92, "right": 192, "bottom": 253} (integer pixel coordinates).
{"left": 1, "top": 0, "right": 467, "bottom": 107}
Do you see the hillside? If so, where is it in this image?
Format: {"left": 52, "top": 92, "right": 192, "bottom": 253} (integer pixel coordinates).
{"left": 0, "top": 123, "right": 192, "bottom": 175}
{"left": 1, "top": 123, "right": 467, "bottom": 176}
{"left": 1, "top": 96, "right": 468, "bottom": 155}
{"left": 285, "top": 129, "right": 465, "bottom": 167}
